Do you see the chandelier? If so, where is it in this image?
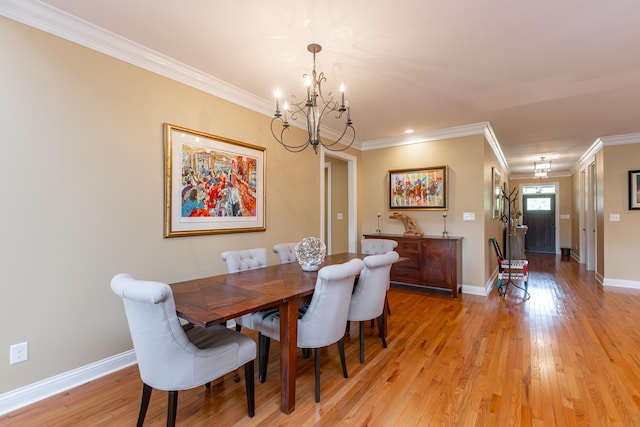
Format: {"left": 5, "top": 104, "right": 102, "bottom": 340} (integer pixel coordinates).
{"left": 271, "top": 44, "right": 355, "bottom": 154}
{"left": 533, "top": 156, "right": 551, "bottom": 179}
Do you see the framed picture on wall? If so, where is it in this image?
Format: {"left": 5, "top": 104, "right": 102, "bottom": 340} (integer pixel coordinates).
{"left": 492, "top": 167, "right": 503, "bottom": 218}
{"left": 164, "top": 123, "right": 266, "bottom": 237}
{"left": 629, "top": 170, "right": 640, "bottom": 210}
{"left": 388, "top": 165, "right": 448, "bottom": 210}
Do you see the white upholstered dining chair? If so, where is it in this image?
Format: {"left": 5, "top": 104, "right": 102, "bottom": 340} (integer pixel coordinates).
{"left": 220, "top": 248, "right": 273, "bottom": 331}
{"left": 110, "top": 273, "right": 256, "bottom": 426}
{"left": 347, "top": 251, "right": 399, "bottom": 363}
{"left": 256, "top": 258, "right": 365, "bottom": 402}
{"left": 360, "top": 238, "right": 398, "bottom": 318}
{"left": 272, "top": 242, "right": 298, "bottom": 264}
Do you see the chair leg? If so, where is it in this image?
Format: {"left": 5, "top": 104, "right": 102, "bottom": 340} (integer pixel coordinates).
{"left": 258, "top": 333, "right": 270, "bottom": 383}
{"left": 377, "top": 314, "right": 387, "bottom": 348}
{"left": 338, "top": 337, "right": 348, "bottom": 378}
{"left": 244, "top": 360, "right": 255, "bottom": 418}
{"left": 346, "top": 320, "right": 350, "bottom": 334}
{"left": 359, "top": 321, "right": 365, "bottom": 364}
{"left": 386, "top": 299, "right": 391, "bottom": 316}
{"left": 314, "top": 348, "right": 321, "bottom": 402}
{"left": 167, "top": 390, "right": 179, "bottom": 427}
{"left": 136, "top": 383, "right": 152, "bottom": 427}
{"left": 235, "top": 323, "right": 242, "bottom": 332}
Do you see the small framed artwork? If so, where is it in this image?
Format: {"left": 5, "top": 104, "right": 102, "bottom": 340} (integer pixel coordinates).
{"left": 388, "top": 165, "right": 448, "bottom": 210}
{"left": 492, "top": 167, "right": 503, "bottom": 218}
{"left": 164, "top": 123, "right": 266, "bottom": 237}
{"left": 629, "top": 170, "right": 640, "bottom": 210}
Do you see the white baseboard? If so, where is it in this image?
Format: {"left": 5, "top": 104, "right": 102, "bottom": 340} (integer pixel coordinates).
{"left": 462, "top": 282, "right": 491, "bottom": 296}
{"left": 603, "top": 277, "right": 640, "bottom": 290}
{"left": 0, "top": 350, "right": 136, "bottom": 416}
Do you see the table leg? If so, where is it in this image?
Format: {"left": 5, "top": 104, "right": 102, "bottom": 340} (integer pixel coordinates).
{"left": 279, "top": 299, "right": 298, "bottom": 414}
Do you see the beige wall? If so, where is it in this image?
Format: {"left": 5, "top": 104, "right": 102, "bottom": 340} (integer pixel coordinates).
{"left": 0, "top": 18, "right": 325, "bottom": 393}
{"left": 359, "top": 134, "right": 490, "bottom": 290}
{"left": 602, "top": 144, "right": 640, "bottom": 282}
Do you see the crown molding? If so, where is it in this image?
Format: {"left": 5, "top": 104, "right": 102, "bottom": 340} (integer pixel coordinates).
{"left": 599, "top": 132, "right": 640, "bottom": 146}
{"left": 361, "top": 121, "right": 509, "bottom": 173}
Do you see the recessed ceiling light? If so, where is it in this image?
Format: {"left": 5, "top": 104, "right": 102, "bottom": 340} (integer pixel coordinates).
{"left": 405, "top": 129, "right": 414, "bottom": 134}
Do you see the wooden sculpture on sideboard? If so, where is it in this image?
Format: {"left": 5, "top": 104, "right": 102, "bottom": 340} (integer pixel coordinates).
{"left": 389, "top": 212, "right": 423, "bottom": 237}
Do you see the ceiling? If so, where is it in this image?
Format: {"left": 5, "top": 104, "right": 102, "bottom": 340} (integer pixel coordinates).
{"left": 8, "top": 0, "right": 640, "bottom": 176}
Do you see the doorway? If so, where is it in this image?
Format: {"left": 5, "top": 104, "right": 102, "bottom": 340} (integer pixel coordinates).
{"left": 523, "top": 193, "right": 556, "bottom": 253}
{"left": 321, "top": 148, "right": 357, "bottom": 254}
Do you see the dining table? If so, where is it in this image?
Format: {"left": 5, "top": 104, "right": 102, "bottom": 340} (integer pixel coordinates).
{"left": 170, "top": 252, "right": 366, "bottom": 414}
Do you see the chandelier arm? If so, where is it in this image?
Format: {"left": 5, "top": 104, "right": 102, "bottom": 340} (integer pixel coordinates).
{"left": 320, "top": 125, "right": 356, "bottom": 152}
{"left": 270, "top": 117, "right": 311, "bottom": 152}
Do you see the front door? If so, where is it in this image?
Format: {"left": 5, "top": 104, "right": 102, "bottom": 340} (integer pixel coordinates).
{"left": 523, "top": 194, "right": 556, "bottom": 253}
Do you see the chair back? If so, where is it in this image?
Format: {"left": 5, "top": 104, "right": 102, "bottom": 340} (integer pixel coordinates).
{"left": 221, "top": 248, "right": 268, "bottom": 273}
{"left": 272, "top": 243, "right": 298, "bottom": 264}
{"left": 110, "top": 273, "right": 201, "bottom": 389}
{"left": 297, "top": 258, "right": 365, "bottom": 348}
{"left": 361, "top": 238, "right": 398, "bottom": 255}
{"left": 348, "top": 251, "right": 399, "bottom": 322}
{"left": 490, "top": 237, "right": 504, "bottom": 263}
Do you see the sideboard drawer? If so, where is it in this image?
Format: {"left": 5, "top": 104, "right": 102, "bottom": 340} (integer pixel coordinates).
{"left": 396, "top": 240, "right": 420, "bottom": 254}
{"left": 390, "top": 268, "right": 421, "bottom": 283}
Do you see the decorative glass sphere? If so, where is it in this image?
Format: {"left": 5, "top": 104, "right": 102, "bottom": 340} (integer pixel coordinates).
{"left": 295, "top": 237, "right": 326, "bottom": 271}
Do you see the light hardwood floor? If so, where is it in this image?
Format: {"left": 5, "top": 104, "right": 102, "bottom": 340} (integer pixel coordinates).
{"left": 3, "top": 253, "right": 640, "bottom": 426}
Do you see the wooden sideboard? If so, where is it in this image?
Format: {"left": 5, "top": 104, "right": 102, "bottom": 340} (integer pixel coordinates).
{"left": 363, "top": 233, "right": 463, "bottom": 297}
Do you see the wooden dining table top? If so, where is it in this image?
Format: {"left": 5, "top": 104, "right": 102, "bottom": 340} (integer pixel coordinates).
{"left": 170, "top": 252, "right": 365, "bottom": 328}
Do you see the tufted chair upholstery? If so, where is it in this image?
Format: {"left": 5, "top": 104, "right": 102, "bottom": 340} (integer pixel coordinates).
{"left": 220, "top": 248, "right": 268, "bottom": 272}
{"left": 272, "top": 242, "right": 298, "bottom": 264}
{"left": 348, "top": 251, "right": 399, "bottom": 363}
{"left": 110, "top": 273, "right": 256, "bottom": 426}
{"left": 360, "top": 238, "right": 398, "bottom": 255}
{"left": 256, "top": 258, "right": 364, "bottom": 402}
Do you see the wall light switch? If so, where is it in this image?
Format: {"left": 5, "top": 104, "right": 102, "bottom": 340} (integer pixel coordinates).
{"left": 609, "top": 213, "right": 620, "bottom": 222}
{"left": 561, "top": 214, "right": 570, "bottom": 220}
{"left": 463, "top": 212, "right": 475, "bottom": 221}
{"left": 336, "top": 213, "right": 343, "bottom": 220}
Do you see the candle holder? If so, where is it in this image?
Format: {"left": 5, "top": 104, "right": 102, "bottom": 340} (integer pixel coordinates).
{"left": 375, "top": 213, "right": 381, "bottom": 235}
{"left": 442, "top": 213, "right": 448, "bottom": 237}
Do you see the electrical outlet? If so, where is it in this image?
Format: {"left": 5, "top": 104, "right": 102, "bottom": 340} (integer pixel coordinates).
{"left": 10, "top": 342, "right": 28, "bottom": 365}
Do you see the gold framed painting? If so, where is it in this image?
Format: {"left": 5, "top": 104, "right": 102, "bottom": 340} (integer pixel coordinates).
{"left": 388, "top": 166, "right": 448, "bottom": 210}
{"left": 164, "top": 123, "right": 265, "bottom": 237}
